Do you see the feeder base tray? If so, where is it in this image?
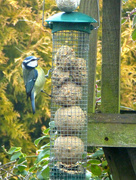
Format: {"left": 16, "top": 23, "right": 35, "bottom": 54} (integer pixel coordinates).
{"left": 50, "top": 162, "right": 85, "bottom": 180}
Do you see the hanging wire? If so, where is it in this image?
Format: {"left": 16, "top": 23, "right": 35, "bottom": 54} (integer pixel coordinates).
{"left": 94, "top": 0, "right": 100, "bottom": 30}
{"left": 42, "top": 0, "right": 46, "bottom": 27}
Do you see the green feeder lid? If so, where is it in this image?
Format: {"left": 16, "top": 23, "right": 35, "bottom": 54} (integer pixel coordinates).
{"left": 46, "top": 12, "right": 97, "bottom": 23}
{"left": 46, "top": 12, "right": 97, "bottom": 33}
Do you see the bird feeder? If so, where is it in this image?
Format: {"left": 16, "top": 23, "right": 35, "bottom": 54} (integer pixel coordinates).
{"left": 45, "top": 2, "right": 97, "bottom": 179}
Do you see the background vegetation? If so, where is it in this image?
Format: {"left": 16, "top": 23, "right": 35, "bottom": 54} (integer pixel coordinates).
{"left": 120, "top": 0, "right": 136, "bottom": 110}
{"left": 0, "top": 0, "right": 57, "bottom": 163}
{"left": 0, "top": 0, "right": 136, "bottom": 179}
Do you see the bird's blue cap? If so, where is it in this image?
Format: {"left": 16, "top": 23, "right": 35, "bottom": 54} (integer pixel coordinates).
{"left": 24, "top": 56, "right": 39, "bottom": 61}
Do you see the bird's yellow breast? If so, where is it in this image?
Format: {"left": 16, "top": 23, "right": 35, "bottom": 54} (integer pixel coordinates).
{"left": 34, "top": 66, "right": 45, "bottom": 97}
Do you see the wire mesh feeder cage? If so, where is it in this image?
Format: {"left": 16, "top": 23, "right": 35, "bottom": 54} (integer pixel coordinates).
{"left": 46, "top": 12, "right": 97, "bottom": 180}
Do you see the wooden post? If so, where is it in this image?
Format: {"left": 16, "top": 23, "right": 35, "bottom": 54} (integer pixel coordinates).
{"left": 80, "top": 0, "right": 98, "bottom": 114}
{"left": 101, "top": 0, "right": 121, "bottom": 113}
{"left": 102, "top": 0, "right": 136, "bottom": 179}
{"left": 104, "top": 148, "right": 136, "bottom": 180}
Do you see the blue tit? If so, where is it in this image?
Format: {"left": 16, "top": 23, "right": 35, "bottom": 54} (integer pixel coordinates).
{"left": 22, "top": 56, "right": 51, "bottom": 114}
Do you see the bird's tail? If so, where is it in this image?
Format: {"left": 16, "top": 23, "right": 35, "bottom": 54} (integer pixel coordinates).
{"left": 30, "top": 92, "right": 35, "bottom": 114}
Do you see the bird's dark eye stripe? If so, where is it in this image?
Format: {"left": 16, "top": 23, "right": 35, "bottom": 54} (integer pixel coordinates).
{"left": 24, "top": 59, "right": 36, "bottom": 64}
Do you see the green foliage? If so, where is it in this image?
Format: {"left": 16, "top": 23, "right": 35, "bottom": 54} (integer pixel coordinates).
{"left": 1, "top": 128, "right": 50, "bottom": 180}
{"left": 120, "top": 0, "right": 136, "bottom": 110}
{"left": 1, "top": 133, "right": 112, "bottom": 180}
{"left": 87, "top": 148, "right": 112, "bottom": 179}
{"left": 0, "top": 0, "right": 57, "bottom": 163}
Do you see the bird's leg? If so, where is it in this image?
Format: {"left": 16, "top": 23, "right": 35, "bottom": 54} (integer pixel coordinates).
{"left": 45, "top": 68, "right": 52, "bottom": 78}
{"left": 41, "top": 90, "right": 52, "bottom": 97}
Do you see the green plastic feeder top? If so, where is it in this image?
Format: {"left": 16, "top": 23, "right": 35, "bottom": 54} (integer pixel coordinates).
{"left": 46, "top": 12, "right": 97, "bottom": 33}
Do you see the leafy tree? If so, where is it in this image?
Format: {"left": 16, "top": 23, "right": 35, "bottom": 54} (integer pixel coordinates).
{"left": 0, "top": 0, "right": 57, "bottom": 162}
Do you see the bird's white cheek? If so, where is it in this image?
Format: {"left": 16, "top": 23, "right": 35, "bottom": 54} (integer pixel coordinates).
{"left": 27, "top": 61, "right": 38, "bottom": 68}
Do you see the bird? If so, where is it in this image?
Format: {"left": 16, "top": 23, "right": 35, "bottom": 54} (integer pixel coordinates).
{"left": 22, "top": 56, "right": 51, "bottom": 114}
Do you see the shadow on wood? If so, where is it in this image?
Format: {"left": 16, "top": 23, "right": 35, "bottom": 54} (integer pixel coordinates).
{"left": 104, "top": 147, "right": 136, "bottom": 180}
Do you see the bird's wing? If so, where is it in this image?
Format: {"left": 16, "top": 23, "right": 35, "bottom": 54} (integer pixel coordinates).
{"left": 25, "top": 69, "right": 38, "bottom": 97}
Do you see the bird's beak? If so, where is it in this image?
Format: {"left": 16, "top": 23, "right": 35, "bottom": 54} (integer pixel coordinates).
{"left": 37, "top": 58, "right": 40, "bottom": 60}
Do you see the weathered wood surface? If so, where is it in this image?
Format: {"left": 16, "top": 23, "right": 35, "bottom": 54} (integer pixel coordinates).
{"left": 89, "top": 113, "right": 136, "bottom": 124}
{"left": 101, "top": 0, "right": 121, "bottom": 113}
{"left": 80, "top": 0, "right": 98, "bottom": 113}
{"left": 104, "top": 148, "right": 136, "bottom": 180}
{"left": 88, "top": 121, "right": 136, "bottom": 147}
{"left": 128, "top": 148, "right": 136, "bottom": 175}
{"left": 100, "top": 0, "right": 136, "bottom": 179}
{"left": 88, "top": 112, "right": 136, "bottom": 146}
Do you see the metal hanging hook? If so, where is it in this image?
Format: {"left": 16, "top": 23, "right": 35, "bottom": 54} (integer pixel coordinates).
{"left": 42, "top": 0, "right": 46, "bottom": 27}
{"left": 94, "top": 0, "right": 100, "bottom": 30}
